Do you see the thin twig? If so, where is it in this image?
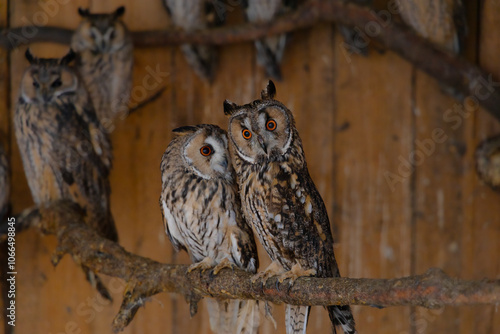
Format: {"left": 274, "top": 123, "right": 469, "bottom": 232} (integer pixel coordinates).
{"left": 11, "top": 200, "right": 500, "bottom": 332}
{"left": 127, "top": 86, "right": 166, "bottom": 115}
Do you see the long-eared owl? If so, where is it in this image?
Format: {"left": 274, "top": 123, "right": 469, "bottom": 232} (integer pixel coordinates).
{"left": 224, "top": 81, "right": 356, "bottom": 334}
{"left": 242, "top": 0, "right": 296, "bottom": 80}
{"left": 163, "top": 0, "right": 223, "bottom": 81}
{"left": 14, "top": 49, "right": 117, "bottom": 298}
{"left": 71, "top": 6, "right": 133, "bottom": 130}
{"left": 159, "top": 124, "right": 260, "bottom": 333}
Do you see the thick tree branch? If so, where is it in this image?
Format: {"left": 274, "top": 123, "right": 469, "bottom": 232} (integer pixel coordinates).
{"left": 11, "top": 200, "right": 500, "bottom": 332}
{"left": 1, "top": 1, "right": 499, "bottom": 121}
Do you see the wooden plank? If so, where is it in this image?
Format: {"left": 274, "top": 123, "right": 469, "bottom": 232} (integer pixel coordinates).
{"left": 458, "top": 0, "right": 500, "bottom": 333}
{"left": 334, "top": 34, "right": 413, "bottom": 334}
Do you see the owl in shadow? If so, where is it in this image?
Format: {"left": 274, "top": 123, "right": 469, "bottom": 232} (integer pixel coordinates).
{"left": 72, "top": 6, "right": 133, "bottom": 130}
{"left": 14, "top": 48, "right": 117, "bottom": 299}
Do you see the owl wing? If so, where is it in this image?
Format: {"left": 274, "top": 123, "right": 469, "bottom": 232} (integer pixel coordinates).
{"left": 267, "top": 163, "right": 339, "bottom": 278}
{"left": 53, "top": 102, "right": 116, "bottom": 241}
{"left": 159, "top": 192, "right": 187, "bottom": 253}
{"left": 229, "top": 207, "right": 259, "bottom": 273}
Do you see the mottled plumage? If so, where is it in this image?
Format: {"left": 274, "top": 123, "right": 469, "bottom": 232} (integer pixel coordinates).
{"left": 163, "top": 0, "right": 221, "bottom": 81}
{"left": 242, "top": 0, "right": 296, "bottom": 80}
{"left": 225, "top": 81, "right": 356, "bottom": 334}
{"left": 476, "top": 135, "right": 500, "bottom": 190}
{"left": 160, "top": 124, "right": 259, "bottom": 334}
{"left": 71, "top": 6, "right": 133, "bottom": 129}
{"left": 14, "top": 49, "right": 116, "bottom": 298}
{"left": 396, "top": 0, "right": 466, "bottom": 54}
{"left": 0, "top": 144, "right": 9, "bottom": 220}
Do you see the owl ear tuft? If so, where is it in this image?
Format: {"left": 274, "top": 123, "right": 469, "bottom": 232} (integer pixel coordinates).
{"left": 25, "top": 48, "right": 36, "bottom": 64}
{"left": 114, "top": 6, "right": 126, "bottom": 18}
{"left": 223, "top": 100, "right": 238, "bottom": 116}
{"left": 60, "top": 49, "right": 76, "bottom": 65}
{"left": 172, "top": 126, "right": 198, "bottom": 136}
{"left": 261, "top": 80, "right": 276, "bottom": 100}
{"left": 78, "top": 7, "right": 90, "bottom": 17}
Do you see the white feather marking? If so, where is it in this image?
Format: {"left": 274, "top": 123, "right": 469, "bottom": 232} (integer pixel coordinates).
{"left": 274, "top": 214, "right": 281, "bottom": 223}
{"left": 305, "top": 202, "right": 312, "bottom": 215}
{"left": 162, "top": 200, "right": 184, "bottom": 246}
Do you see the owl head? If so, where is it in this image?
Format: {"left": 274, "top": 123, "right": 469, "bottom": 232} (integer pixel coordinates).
{"left": 20, "top": 49, "right": 78, "bottom": 104}
{"left": 224, "top": 80, "right": 295, "bottom": 164}
{"left": 168, "top": 124, "right": 233, "bottom": 181}
{"left": 72, "top": 6, "right": 128, "bottom": 54}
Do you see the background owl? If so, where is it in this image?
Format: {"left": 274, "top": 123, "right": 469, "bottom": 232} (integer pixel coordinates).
{"left": 71, "top": 6, "right": 133, "bottom": 130}
{"left": 242, "top": 0, "right": 296, "bottom": 80}
{"left": 163, "top": 0, "right": 222, "bottom": 81}
{"left": 0, "top": 143, "right": 9, "bottom": 221}
{"left": 396, "top": 0, "right": 467, "bottom": 54}
{"left": 14, "top": 49, "right": 117, "bottom": 299}
{"left": 159, "top": 124, "right": 260, "bottom": 334}
{"left": 224, "top": 81, "right": 356, "bottom": 334}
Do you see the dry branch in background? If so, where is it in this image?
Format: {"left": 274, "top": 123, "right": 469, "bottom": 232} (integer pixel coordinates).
{"left": 11, "top": 200, "right": 500, "bottom": 333}
{"left": 1, "top": 1, "right": 500, "bottom": 121}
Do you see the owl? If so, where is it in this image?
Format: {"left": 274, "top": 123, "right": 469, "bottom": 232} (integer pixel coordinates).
{"left": 224, "top": 81, "right": 356, "bottom": 334}
{"left": 71, "top": 6, "right": 133, "bottom": 130}
{"left": 163, "top": 0, "right": 222, "bottom": 81}
{"left": 242, "top": 0, "right": 296, "bottom": 80}
{"left": 0, "top": 143, "right": 9, "bottom": 220}
{"left": 14, "top": 49, "right": 117, "bottom": 299}
{"left": 338, "top": 0, "right": 372, "bottom": 56}
{"left": 396, "top": 0, "right": 466, "bottom": 54}
{"left": 159, "top": 124, "right": 260, "bottom": 334}
{"left": 476, "top": 135, "right": 500, "bottom": 190}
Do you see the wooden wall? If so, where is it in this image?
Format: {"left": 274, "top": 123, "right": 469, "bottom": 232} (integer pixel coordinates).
{"left": 0, "top": 0, "right": 499, "bottom": 333}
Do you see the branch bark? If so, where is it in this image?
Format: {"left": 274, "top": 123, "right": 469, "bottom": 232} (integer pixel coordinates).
{"left": 14, "top": 200, "right": 500, "bottom": 333}
{"left": 1, "top": 1, "right": 499, "bottom": 120}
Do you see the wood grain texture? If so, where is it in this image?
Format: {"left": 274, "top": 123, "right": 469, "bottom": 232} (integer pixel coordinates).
{"left": 5, "top": 0, "right": 500, "bottom": 333}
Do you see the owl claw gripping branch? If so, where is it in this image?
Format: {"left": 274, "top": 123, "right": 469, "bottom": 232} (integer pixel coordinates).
{"left": 224, "top": 81, "right": 357, "bottom": 334}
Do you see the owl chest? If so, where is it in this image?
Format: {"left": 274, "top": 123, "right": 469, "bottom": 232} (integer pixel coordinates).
{"left": 167, "top": 181, "right": 232, "bottom": 262}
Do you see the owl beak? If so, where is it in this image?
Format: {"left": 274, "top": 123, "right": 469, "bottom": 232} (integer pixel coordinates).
{"left": 257, "top": 135, "right": 267, "bottom": 154}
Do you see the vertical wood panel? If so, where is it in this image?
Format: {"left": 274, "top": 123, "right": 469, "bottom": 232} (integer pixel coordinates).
{"left": 334, "top": 39, "right": 413, "bottom": 334}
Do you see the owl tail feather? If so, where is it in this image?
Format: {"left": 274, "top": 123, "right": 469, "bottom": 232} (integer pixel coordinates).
{"left": 327, "top": 305, "right": 357, "bottom": 334}
{"left": 206, "top": 298, "right": 239, "bottom": 334}
{"left": 180, "top": 44, "right": 215, "bottom": 82}
{"left": 236, "top": 300, "right": 260, "bottom": 334}
{"left": 285, "top": 304, "right": 310, "bottom": 334}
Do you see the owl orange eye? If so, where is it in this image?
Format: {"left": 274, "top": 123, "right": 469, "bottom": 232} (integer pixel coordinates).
{"left": 242, "top": 129, "right": 252, "bottom": 140}
{"left": 266, "top": 119, "right": 277, "bottom": 131}
{"left": 200, "top": 145, "right": 213, "bottom": 156}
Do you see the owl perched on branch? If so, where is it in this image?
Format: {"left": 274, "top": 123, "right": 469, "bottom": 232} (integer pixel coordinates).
{"left": 71, "top": 6, "right": 133, "bottom": 130}
{"left": 0, "top": 143, "right": 9, "bottom": 220}
{"left": 396, "top": 0, "right": 467, "bottom": 54}
{"left": 160, "top": 124, "right": 260, "bottom": 334}
{"left": 14, "top": 49, "right": 117, "bottom": 299}
{"left": 224, "top": 81, "right": 356, "bottom": 334}
{"left": 163, "top": 0, "right": 222, "bottom": 81}
{"left": 242, "top": 0, "right": 296, "bottom": 80}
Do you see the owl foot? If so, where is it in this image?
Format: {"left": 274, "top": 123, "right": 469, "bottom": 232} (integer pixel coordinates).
{"left": 83, "top": 266, "right": 112, "bottom": 301}
{"left": 187, "top": 257, "right": 214, "bottom": 273}
{"left": 277, "top": 263, "right": 317, "bottom": 288}
{"left": 211, "top": 258, "right": 235, "bottom": 276}
{"left": 251, "top": 261, "right": 284, "bottom": 285}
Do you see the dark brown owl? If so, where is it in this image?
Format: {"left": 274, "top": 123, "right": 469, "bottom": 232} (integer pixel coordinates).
{"left": 160, "top": 124, "right": 260, "bottom": 334}
{"left": 224, "top": 81, "right": 356, "bottom": 334}
{"left": 14, "top": 49, "right": 117, "bottom": 299}
{"left": 71, "top": 6, "right": 133, "bottom": 130}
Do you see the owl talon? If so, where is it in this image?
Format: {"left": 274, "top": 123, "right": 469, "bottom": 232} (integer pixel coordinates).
{"left": 187, "top": 257, "right": 214, "bottom": 274}
{"left": 251, "top": 261, "right": 284, "bottom": 285}
{"left": 212, "top": 258, "right": 234, "bottom": 276}
{"left": 277, "top": 263, "right": 317, "bottom": 287}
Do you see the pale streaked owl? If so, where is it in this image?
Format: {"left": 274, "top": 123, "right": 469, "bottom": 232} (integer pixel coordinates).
{"left": 160, "top": 124, "right": 260, "bottom": 334}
